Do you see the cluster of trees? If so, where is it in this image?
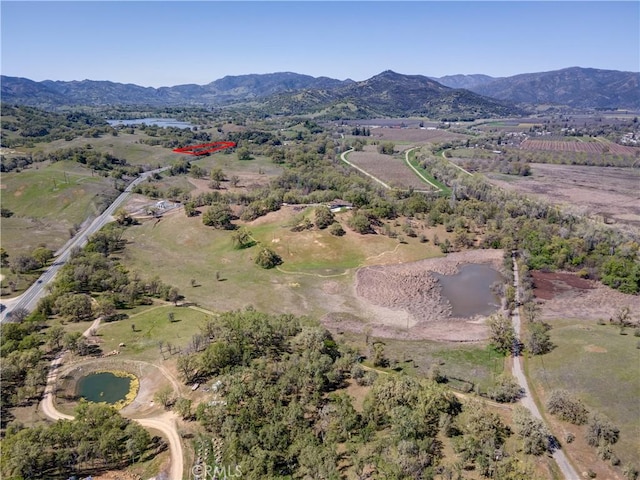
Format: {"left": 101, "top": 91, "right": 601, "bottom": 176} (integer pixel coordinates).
{"left": 135, "top": 124, "right": 211, "bottom": 149}
{"left": 1, "top": 402, "right": 154, "bottom": 479}
{"left": 546, "top": 389, "right": 625, "bottom": 468}
{"left": 1, "top": 145, "right": 141, "bottom": 176}
{"left": 418, "top": 154, "right": 640, "bottom": 294}
{"left": 1, "top": 104, "right": 112, "bottom": 148}
{"left": 0, "top": 318, "right": 48, "bottom": 420}
{"left": 351, "top": 126, "right": 371, "bottom": 136}
{"left": 161, "top": 308, "right": 548, "bottom": 478}
{"left": 35, "top": 226, "right": 180, "bottom": 321}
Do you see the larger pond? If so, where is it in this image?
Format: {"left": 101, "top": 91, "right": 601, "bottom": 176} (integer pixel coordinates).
{"left": 433, "top": 263, "right": 502, "bottom": 317}
{"left": 76, "top": 372, "right": 131, "bottom": 404}
{"left": 107, "top": 118, "right": 195, "bottom": 129}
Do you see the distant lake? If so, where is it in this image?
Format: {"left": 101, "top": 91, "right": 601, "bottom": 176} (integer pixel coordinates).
{"left": 107, "top": 118, "right": 195, "bottom": 129}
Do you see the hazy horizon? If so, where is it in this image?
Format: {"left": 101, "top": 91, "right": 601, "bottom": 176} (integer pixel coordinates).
{"left": 2, "top": 1, "right": 639, "bottom": 88}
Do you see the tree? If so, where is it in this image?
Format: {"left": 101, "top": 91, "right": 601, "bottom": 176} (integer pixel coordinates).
{"left": 114, "top": 207, "right": 133, "bottom": 225}
{"left": 11, "top": 254, "right": 39, "bottom": 273}
{"left": 231, "top": 227, "right": 254, "bottom": 249}
{"left": 55, "top": 293, "right": 93, "bottom": 322}
{"left": 174, "top": 396, "right": 192, "bottom": 420}
{"left": 487, "top": 313, "right": 516, "bottom": 354}
{"left": 210, "top": 167, "right": 226, "bottom": 182}
{"left": 586, "top": 414, "right": 619, "bottom": 447}
{"left": 46, "top": 325, "right": 65, "bottom": 351}
{"left": 488, "top": 374, "right": 523, "bottom": 403}
{"left": 372, "top": 342, "right": 389, "bottom": 368}
{"left": 255, "top": 247, "right": 282, "bottom": 269}
{"left": 314, "top": 206, "right": 335, "bottom": 230}
{"left": 512, "top": 406, "right": 550, "bottom": 455}
{"left": 31, "top": 246, "right": 54, "bottom": 267}
{"left": 348, "top": 211, "right": 373, "bottom": 234}
{"left": 377, "top": 142, "right": 395, "bottom": 155}
{"left": 546, "top": 389, "right": 588, "bottom": 425}
{"left": 237, "top": 147, "right": 252, "bottom": 160}
{"left": 329, "top": 222, "right": 345, "bottom": 236}
{"left": 526, "top": 322, "right": 553, "bottom": 355}
{"left": 177, "top": 354, "right": 198, "bottom": 383}
{"left": 202, "top": 202, "right": 233, "bottom": 229}
{"left": 166, "top": 287, "right": 181, "bottom": 305}
{"left": 154, "top": 386, "right": 175, "bottom": 409}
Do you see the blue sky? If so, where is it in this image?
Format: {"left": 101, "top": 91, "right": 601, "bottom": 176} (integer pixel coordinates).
{"left": 2, "top": 1, "right": 638, "bottom": 87}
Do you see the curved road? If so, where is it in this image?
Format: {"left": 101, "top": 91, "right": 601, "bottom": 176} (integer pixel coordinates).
{"left": 39, "top": 314, "right": 184, "bottom": 479}
{"left": 511, "top": 253, "right": 579, "bottom": 479}
{"left": 1, "top": 167, "right": 169, "bottom": 323}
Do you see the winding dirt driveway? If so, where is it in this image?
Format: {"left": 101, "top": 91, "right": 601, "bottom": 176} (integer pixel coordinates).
{"left": 39, "top": 317, "right": 185, "bottom": 480}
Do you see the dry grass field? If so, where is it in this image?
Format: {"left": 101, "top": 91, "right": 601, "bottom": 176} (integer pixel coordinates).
{"left": 486, "top": 163, "right": 640, "bottom": 229}
{"left": 346, "top": 146, "right": 438, "bottom": 191}
{"left": 366, "top": 127, "right": 467, "bottom": 143}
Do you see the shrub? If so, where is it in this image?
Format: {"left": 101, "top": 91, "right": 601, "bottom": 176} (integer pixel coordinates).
{"left": 546, "top": 390, "right": 588, "bottom": 425}
{"left": 329, "top": 222, "right": 345, "bottom": 236}
{"left": 488, "top": 374, "right": 523, "bottom": 403}
{"left": 255, "top": 247, "right": 282, "bottom": 269}
{"left": 586, "top": 414, "right": 619, "bottom": 447}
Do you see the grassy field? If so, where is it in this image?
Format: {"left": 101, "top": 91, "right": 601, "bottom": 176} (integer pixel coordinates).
{"left": 98, "top": 304, "right": 212, "bottom": 359}
{"left": 527, "top": 320, "right": 640, "bottom": 470}
{"left": 119, "top": 206, "right": 447, "bottom": 318}
{"left": 378, "top": 337, "right": 505, "bottom": 393}
{"left": 407, "top": 148, "right": 451, "bottom": 195}
{"left": 26, "top": 132, "right": 179, "bottom": 167}
{"left": 0, "top": 160, "right": 116, "bottom": 256}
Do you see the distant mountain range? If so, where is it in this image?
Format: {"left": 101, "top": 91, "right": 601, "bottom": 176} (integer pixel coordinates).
{"left": 1, "top": 67, "right": 638, "bottom": 118}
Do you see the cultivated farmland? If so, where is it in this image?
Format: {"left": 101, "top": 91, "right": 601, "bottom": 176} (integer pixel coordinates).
{"left": 366, "top": 127, "right": 467, "bottom": 143}
{"left": 345, "top": 146, "right": 438, "bottom": 191}
{"left": 520, "top": 138, "right": 638, "bottom": 156}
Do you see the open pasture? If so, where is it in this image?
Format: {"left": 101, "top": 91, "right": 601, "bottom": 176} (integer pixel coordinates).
{"left": 0, "top": 160, "right": 116, "bottom": 255}
{"left": 26, "top": 131, "right": 180, "bottom": 167}
{"left": 345, "top": 146, "right": 438, "bottom": 191}
{"left": 120, "top": 205, "right": 447, "bottom": 319}
{"left": 527, "top": 320, "right": 640, "bottom": 475}
{"left": 486, "top": 163, "right": 640, "bottom": 229}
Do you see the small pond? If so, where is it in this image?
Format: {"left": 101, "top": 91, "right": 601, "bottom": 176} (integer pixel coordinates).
{"left": 107, "top": 118, "right": 195, "bottom": 129}
{"left": 433, "top": 263, "right": 502, "bottom": 318}
{"left": 76, "top": 372, "right": 131, "bottom": 404}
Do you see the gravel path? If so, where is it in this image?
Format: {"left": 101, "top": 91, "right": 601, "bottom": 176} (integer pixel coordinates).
{"left": 511, "top": 254, "right": 580, "bottom": 480}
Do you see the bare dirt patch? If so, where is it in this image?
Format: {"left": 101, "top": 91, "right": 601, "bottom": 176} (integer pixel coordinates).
{"left": 531, "top": 271, "right": 594, "bottom": 300}
{"left": 584, "top": 344, "right": 608, "bottom": 353}
{"left": 532, "top": 271, "right": 640, "bottom": 322}
{"left": 323, "top": 249, "right": 505, "bottom": 342}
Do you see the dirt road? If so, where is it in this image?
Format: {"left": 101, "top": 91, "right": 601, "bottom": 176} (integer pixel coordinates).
{"left": 511, "top": 253, "right": 580, "bottom": 480}
{"left": 39, "top": 317, "right": 185, "bottom": 480}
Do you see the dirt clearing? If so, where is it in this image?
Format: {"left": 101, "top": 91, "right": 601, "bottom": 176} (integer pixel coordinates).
{"left": 532, "top": 270, "right": 640, "bottom": 322}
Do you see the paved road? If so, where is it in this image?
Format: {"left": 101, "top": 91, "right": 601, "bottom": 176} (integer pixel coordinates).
{"left": 1, "top": 167, "right": 168, "bottom": 323}
{"left": 511, "top": 253, "right": 580, "bottom": 480}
